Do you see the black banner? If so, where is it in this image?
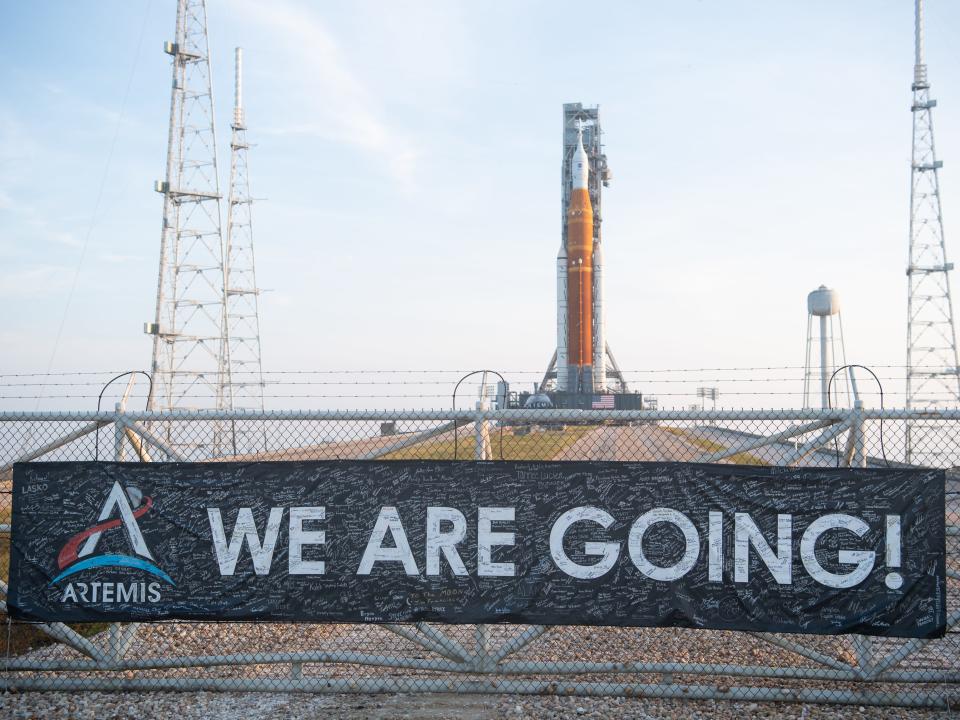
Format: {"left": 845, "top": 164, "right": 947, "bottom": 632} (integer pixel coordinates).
{"left": 8, "top": 461, "right": 946, "bottom": 637}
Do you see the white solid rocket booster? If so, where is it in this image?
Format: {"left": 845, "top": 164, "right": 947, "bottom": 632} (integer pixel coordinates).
{"left": 556, "top": 241, "right": 568, "bottom": 391}
{"left": 592, "top": 241, "right": 606, "bottom": 391}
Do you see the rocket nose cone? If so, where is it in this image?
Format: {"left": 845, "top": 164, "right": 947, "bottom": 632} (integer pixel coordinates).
{"left": 573, "top": 130, "right": 586, "bottom": 160}
{"left": 571, "top": 122, "right": 589, "bottom": 189}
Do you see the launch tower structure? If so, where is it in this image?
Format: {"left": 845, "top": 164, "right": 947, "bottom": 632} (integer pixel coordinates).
{"left": 905, "top": 0, "right": 960, "bottom": 463}
{"left": 224, "top": 47, "right": 266, "bottom": 417}
{"left": 541, "top": 103, "right": 628, "bottom": 393}
{"left": 146, "top": 0, "right": 230, "bottom": 416}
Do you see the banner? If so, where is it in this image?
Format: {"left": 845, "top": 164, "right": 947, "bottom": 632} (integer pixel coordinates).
{"left": 8, "top": 461, "right": 946, "bottom": 637}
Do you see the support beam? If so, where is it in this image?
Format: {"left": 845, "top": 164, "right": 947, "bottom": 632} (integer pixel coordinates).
{"left": 115, "top": 417, "right": 186, "bottom": 461}
{"left": 694, "top": 418, "right": 837, "bottom": 463}
{"left": 778, "top": 420, "right": 851, "bottom": 466}
{"left": 868, "top": 608, "right": 960, "bottom": 675}
{"left": 360, "top": 419, "right": 466, "bottom": 460}
{"left": 0, "top": 421, "right": 108, "bottom": 481}
{"left": 750, "top": 632, "right": 854, "bottom": 673}
{"left": 382, "top": 624, "right": 470, "bottom": 663}
{"left": 0, "top": 594, "right": 107, "bottom": 664}
{"left": 490, "top": 625, "right": 549, "bottom": 663}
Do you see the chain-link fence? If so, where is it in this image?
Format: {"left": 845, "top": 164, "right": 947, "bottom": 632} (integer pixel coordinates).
{"left": 1, "top": 406, "right": 958, "bottom": 709}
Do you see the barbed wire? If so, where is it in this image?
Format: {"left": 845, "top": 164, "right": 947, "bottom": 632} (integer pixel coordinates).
{"left": 0, "top": 378, "right": 922, "bottom": 389}
{"left": 0, "top": 364, "right": 950, "bottom": 379}
{"left": 0, "top": 391, "right": 912, "bottom": 400}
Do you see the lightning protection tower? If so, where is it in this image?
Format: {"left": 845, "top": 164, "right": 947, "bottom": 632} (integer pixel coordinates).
{"left": 223, "top": 47, "right": 266, "bottom": 452}
{"left": 146, "top": 0, "right": 230, "bottom": 420}
{"left": 905, "top": 0, "right": 960, "bottom": 464}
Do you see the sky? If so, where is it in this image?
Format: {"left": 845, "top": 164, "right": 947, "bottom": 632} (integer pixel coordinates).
{"left": 1, "top": 1, "right": 959, "bottom": 409}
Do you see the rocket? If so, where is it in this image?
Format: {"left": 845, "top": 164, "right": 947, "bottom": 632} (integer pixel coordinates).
{"left": 565, "top": 125, "right": 594, "bottom": 392}
{"left": 551, "top": 105, "right": 617, "bottom": 396}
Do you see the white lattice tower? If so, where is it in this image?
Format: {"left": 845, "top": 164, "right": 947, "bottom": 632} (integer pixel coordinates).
{"left": 222, "top": 48, "right": 266, "bottom": 455}
{"left": 905, "top": 0, "right": 960, "bottom": 464}
{"left": 147, "top": 0, "right": 229, "bottom": 419}
{"left": 224, "top": 48, "right": 265, "bottom": 412}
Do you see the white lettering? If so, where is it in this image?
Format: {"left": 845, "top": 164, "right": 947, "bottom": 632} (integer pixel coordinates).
{"left": 800, "top": 514, "right": 875, "bottom": 588}
{"left": 708, "top": 511, "right": 723, "bottom": 582}
{"left": 426, "top": 507, "right": 468, "bottom": 576}
{"left": 628, "top": 508, "right": 700, "bottom": 581}
{"left": 478, "top": 507, "right": 515, "bottom": 577}
{"left": 357, "top": 506, "right": 419, "bottom": 575}
{"left": 207, "top": 507, "right": 284, "bottom": 576}
{"left": 549, "top": 506, "right": 619, "bottom": 579}
{"left": 735, "top": 513, "right": 792, "bottom": 584}
{"left": 289, "top": 506, "right": 326, "bottom": 575}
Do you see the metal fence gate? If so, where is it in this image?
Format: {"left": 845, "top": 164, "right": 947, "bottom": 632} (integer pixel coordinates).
{"left": 1, "top": 407, "right": 958, "bottom": 708}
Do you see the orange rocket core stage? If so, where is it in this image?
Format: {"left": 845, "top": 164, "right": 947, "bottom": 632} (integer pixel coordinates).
{"left": 566, "top": 186, "right": 593, "bottom": 371}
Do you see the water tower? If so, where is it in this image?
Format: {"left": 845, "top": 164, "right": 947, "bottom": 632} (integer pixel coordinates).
{"left": 804, "top": 286, "right": 857, "bottom": 408}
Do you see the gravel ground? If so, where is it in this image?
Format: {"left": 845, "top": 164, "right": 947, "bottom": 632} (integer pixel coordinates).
{"left": 2, "top": 690, "right": 959, "bottom": 719}
{"left": 2, "top": 617, "right": 958, "bottom": 717}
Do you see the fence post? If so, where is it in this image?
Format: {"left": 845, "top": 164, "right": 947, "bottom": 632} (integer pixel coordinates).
{"left": 854, "top": 400, "right": 867, "bottom": 467}
{"left": 475, "top": 408, "right": 491, "bottom": 461}
{"left": 473, "top": 381, "right": 492, "bottom": 671}
{"left": 474, "top": 624, "right": 492, "bottom": 671}
{"left": 108, "top": 403, "right": 125, "bottom": 663}
{"left": 113, "top": 403, "right": 128, "bottom": 462}
{"left": 109, "top": 405, "right": 129, "bottom": 667}
{"left": 841, "top": 402, "right": 867, "bottom": 468}
{"left": 846, "top": 408, "right": 875, "bottom": 674}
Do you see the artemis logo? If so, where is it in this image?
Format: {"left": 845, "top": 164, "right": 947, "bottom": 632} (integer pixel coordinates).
{"left": 50, "top": 481, "right": 175, "bottom": 594}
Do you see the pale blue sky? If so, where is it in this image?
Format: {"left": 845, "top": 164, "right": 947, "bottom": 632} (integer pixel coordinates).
{"left": 1, "top": 1, "right": 959, "bottom": 406}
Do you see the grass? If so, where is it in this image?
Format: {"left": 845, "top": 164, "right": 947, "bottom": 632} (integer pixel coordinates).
{"left": 381, "top": 425, "right": 595, "bottom": 460}
{"left": 1, "top": 614, "right": 110, "bottom": 657}
{"left": 663, "top": 427, "right": 767, "bottom": 466}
